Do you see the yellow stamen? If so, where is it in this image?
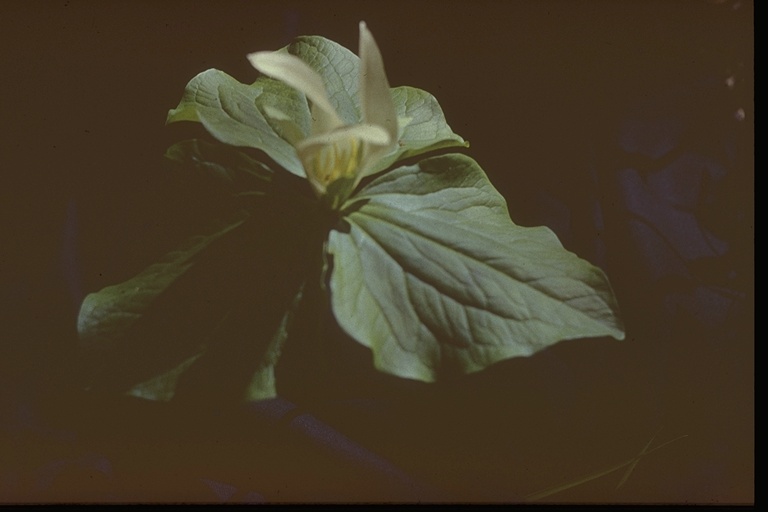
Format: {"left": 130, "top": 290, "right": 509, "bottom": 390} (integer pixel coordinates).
{"left": 309, "top": 137, "right": 362, "bottom": 186}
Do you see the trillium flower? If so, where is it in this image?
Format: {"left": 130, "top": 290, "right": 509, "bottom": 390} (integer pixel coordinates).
{"left": 248, "top": 22, "right": 399, "bottom": 208}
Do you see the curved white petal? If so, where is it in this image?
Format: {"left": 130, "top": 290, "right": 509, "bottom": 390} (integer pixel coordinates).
{"left": 296, "top": 123, "right": 390, "bottom": 153}
{"left": 309, "top": 102, "right": 342, "bottom": 138}
{"left": 248, "top": 51, "right": 343, "bottom": 132}
{"left": 358, "top": 22, "right": 398, "bottom": 150}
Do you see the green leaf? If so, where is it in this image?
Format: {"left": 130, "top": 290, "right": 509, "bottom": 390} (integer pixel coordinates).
{"left": 158, "top": 281, "right": 305, "bottom": 404}
{"left": 164, "top": 138, "right": 273, "bottom": 194}
{"left": 285, "top": 36, "right": 361, "bottom": 125}
{"left": 166, "top": 69, "right": 308, "bottom": 177}
{"left": 367, "top": 85, "right": 468, "bottom": 177}
{"left": 126, "top": 353, "right": 204, "bottom": 401}
{"left": 327, "top": 153, "right": 625, "bottom": 382}
{"left": 77, "top": 182, "right": 326, "bottom": 402}
{"left": 243, "top": 282, "right": 306, "bottom": 401}
{"left": 78, "top": 218, "right": 245, "bottom": 350}
{"left": 76, "top": 215, "right": 248, "bottom": 398}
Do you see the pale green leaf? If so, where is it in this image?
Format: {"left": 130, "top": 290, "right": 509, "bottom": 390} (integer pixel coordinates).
{"left": 286, "top": 36, "right": 361, "bottom": 125}
{"left": 327, "top": 153, "right": 625, "bottom": 382}
{"left": 364, "top": 86, "right": 468, "bottom": 177}
{"left": 166, "top": 69, "right": 307, "bottom": 177}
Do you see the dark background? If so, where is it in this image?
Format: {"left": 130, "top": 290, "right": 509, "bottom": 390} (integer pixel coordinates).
{"left": 2, "top": 0, "right": 753, "bottom": 503}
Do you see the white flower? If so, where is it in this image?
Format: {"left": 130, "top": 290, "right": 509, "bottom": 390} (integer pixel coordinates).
{"left": 248, "top": 22, "right": 398, "bottom": 208}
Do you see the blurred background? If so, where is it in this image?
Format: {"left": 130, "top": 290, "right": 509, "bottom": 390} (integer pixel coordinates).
{"left": 2, "top": 0, "right": 753, "bottom": 503}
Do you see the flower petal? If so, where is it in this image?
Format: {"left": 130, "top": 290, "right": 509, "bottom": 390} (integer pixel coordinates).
{"left": 296, "top": 123, "right": 390, "bottom": 153}
{"left": 297, "top": 123, "right": 391, "bottom": 197}
{"left": 248, "top": 51, "right": 344, "bottom": 132}
{"left": 358, "top": 22, "right": 398, "bottom": 149}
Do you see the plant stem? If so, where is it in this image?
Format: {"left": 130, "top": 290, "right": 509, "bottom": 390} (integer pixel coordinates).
{"left": 524, "top": 429, "right": 689, "bottom": 502}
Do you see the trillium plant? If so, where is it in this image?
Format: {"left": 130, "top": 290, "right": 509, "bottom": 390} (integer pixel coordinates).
{"left": 77, "top": 23, "right": 625, "bottom": 402}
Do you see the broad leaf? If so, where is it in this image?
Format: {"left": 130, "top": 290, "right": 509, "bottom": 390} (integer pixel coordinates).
{"left": 78, "top": 218, "right": 246, "bottom": 350}
{"left": 164, "top": 138, "right": 274, "bottom": 194}
{"left": 285, "top": 36, "right": 361, "bottom": 125}
{"left": 166, "top": 69, "right": 307, "bottom": 177}
{"left": 327, "top": 153, "right": 625, "bottom": 382}
{"left": 77, "top": 180, "right": 325, "bottom": 401}
{"left": 374, "top": 85, "right": 470, "bottom": 175}
{"left": 77, "top": 216, "right": 248, "bottom": 397}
